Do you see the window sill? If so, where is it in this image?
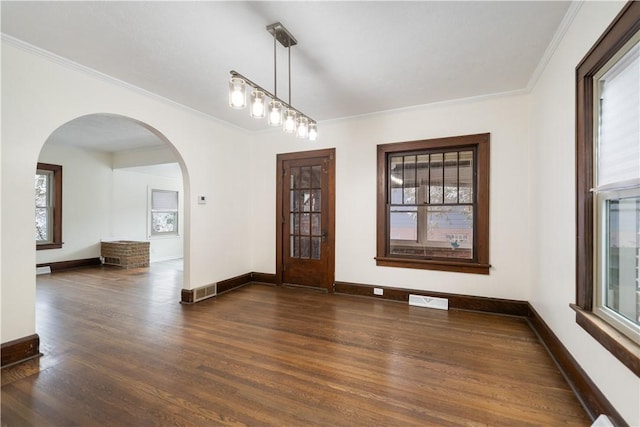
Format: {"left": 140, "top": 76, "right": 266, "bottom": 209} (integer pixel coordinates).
{"left": 375, "top": 256, "right": 490, "bottom": 275}
{"left": 36, "top": 243, "right": 62, "bottom": 250}
{"left": 570, "top": 303, "right": 640, "bottom": 377}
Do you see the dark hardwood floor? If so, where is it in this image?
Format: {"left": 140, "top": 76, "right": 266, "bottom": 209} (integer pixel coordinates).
{"left": 2, "top": 262, "right": 590, "bottom": 426}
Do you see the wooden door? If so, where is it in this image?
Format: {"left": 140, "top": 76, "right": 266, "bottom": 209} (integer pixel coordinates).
{"left": 276, "top": 149, "right": 335, "bottom": 291}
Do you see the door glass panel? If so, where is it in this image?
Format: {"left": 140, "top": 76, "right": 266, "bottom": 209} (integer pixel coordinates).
{"left": 311, "top": 190, "right": 321, "bottom": 212}
{"left": 291, "top": 167, "right": 300, "bottom": 189}
{"left": 312, "top": 214, "right": 321, "bottom": 235}
{"left": 290, "top": 213, "right": 299, "bottom": 234}
{"left": 290, "top": 190, "right": 299, "bottom": 212}
{"left": 291, "top": 236, "right": 300, "bottom": 257}
{"left": 301, "top": 167, "right": 311, "bottom": 188}
{"left": 302, "top": 191, "right": 311, "bottom": 212}
{"left": 300, "top": 237, "right": 310, "bottom": 258}
{"left": 311, "top": 237, "right": 321, "bottom": 260}
{"left": 301, "top": 213, "right": 310, "bottom": 235}
{"left": 311, "top": 166, "right": 321, "bottom": 188}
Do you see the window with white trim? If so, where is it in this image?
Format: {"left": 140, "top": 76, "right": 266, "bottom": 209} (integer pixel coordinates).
{"left": 150, "top": 189, "right": 179, "bottom": 236}
{"left": 593, "top": 32, "right": 640, "bottom": 341}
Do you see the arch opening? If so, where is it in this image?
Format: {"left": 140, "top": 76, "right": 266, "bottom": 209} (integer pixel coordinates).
{"left": 35, "top": 113, "right": 191, "bottom": 291}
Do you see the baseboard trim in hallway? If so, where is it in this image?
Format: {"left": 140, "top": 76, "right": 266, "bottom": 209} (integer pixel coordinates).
{"left": 1, "top": 334, "right": 41, "bottom": 368}
{"left": 36, "top": 257, "right": 101, "bottom": 272}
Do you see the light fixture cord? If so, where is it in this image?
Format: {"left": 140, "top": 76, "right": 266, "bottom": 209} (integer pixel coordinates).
{"left": 273, "top": 32, "right": 277, "bottom": 97}
{"left": 288, "top": 42, "right": 292, "bottom": 107}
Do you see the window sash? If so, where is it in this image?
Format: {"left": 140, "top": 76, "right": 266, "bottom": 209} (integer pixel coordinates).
{"left": 594, "top": 189, "right": 640, "bottom": 339}
{"left": 150, "top": 189, "right": 179, "bottom": 236}
{"left": 386, "top": 147, "right": 476, "bottom": 262}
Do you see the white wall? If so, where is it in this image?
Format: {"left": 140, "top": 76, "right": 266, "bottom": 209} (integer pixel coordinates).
{"left": 529, "top": 2, "right": 639, "bottom": 425}
{"left": 36, "top": 144, "right": 113, "bottom": 264}
{"left": 36, "top": 144, "right": 184, "bottom": 264}
{"left": 251, "top": 93, "right": 533, "bottom": 301}
{"left": 112, "top": 168, "right": 184, "bottom": 262}
{"left": 1, "top": 40, "right": 252, "bottom": 343}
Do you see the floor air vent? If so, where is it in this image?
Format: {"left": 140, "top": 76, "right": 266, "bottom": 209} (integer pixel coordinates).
{"left": 194, "top": 284, "right": 217, "bottom": 302}
{"left": 409, "top": 294, "right": 449, "bottom": 310}
{"left": 36, "top": 266, "right": 51, "bottom": 275}
{"left": 103, "top": 257, "right": 121, "bottom": 266}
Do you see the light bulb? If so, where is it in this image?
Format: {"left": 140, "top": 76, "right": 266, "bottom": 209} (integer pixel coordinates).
{"left": 308, "top": 122, "right": 318, "bottom": 141}
{"left": 268, "top": 100, "right": 283, "bottom": 126}
{"left": 296, "top": 116, "right": 309, "bottom": 139}
{"left": 283, "top": 109, "right": 297, "bottom": 133}
{"left": 228, "top": 77, "right": 246, "bottom": 109}
{"left": 250, "top": 90, "right": 266, "bottom": 119}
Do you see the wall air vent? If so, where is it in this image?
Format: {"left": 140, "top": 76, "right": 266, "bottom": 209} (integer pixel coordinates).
{"left": 409, "top": 294, "right": 449, "bottom": 311}
{"left": 194, "top": 284, "right": 217, "bottom": 302}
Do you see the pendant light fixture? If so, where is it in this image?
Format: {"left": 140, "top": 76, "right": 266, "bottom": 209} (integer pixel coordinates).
{"left": 228, "top": 22, "right": 317, "bottom": 140}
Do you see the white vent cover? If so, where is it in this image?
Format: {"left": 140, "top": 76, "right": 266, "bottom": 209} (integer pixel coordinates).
{"left": 36, "top": 266, "right": 51, "bottom": 275}
{"left": 409, "top": 294, "right": 449, "bottom": 310}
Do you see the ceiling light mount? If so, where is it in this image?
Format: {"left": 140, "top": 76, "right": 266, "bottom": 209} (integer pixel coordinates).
{"left": 266, "top": 22, "right": 297, "bottom": 48}
{"left": 228, "top": 22, "right": 317, "bottom": 140}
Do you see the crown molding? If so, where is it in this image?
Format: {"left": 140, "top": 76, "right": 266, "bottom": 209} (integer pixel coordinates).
{"left": 527, "top": 1, "right": 584, "bottom": 91}
{"left": 321, "top": 87, "right": 529, "bottom": 127}
{"left": 1, "top": 33, "right": 249, "bottom": 135}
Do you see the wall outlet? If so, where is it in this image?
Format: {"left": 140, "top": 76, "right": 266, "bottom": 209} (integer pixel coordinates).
{"left": 373, "top": 287, "right": 384, "bottom": 296}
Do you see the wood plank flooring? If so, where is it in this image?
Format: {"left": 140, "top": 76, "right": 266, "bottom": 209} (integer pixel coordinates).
{"left": 2, "top": 262, "right": 590, "bottom": 426}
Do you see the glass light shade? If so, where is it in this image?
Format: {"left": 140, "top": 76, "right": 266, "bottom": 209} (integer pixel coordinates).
{"left": 308, "top": 122, "right": 318, "bottom": 141}
{"left": 296, "top": 116, "right": 309, "bottom": 139}
{"left": 250, "top": 90, "right": 266, "bottom": 118}
{"left": 283, "top": 109, "right": 297, "bottom": 133}
{"left": 267, "top": 100, "right": 283, "bottom": 126}
{"left": 228, "top": 77, "right": 246, "bottom": 109}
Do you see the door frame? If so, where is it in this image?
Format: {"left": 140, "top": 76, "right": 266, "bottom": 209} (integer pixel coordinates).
{"left": 276, "top": 148, "right": 336, "bottom": 290}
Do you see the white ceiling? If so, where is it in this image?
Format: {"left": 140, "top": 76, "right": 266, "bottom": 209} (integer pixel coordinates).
{"left": 2, "top": 1, "right": 571, "bottom": 149}
{"left": 45, "top": 114, "right": 164, "bottom": 152}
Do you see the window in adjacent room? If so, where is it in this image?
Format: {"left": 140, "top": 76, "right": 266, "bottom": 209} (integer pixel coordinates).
{"left": 376, "top": 133, "right": 490, "bottom": 274}
{"left": 35, "top": 163, "right": 62, "bottom": 250}
{"left": 150, "top": 189, "right": 179, "bottom": 236}
{"left": 575, "top": 1, "right": 639, "bottom": 375}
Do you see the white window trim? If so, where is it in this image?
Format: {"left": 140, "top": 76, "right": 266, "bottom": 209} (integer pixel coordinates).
{"left": 148, "top": 187, "right": 180, "bottom": 239}
{"left": 591, "top": 31, "right": 640, "bottom": 343}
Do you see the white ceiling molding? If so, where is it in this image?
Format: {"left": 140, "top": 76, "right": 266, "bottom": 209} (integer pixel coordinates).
{"left": 319, "top": 87, "right": 531, "bottom": 128}
{"left": 1, "top": 33, "right": 249, "bottom": 134}
{"left": 526, "top": 1, "right": 584, "bottom": 91}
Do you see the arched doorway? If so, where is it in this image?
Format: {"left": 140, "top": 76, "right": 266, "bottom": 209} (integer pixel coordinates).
{"left": 35, "top": 113, "right": 190, "bottom": 290}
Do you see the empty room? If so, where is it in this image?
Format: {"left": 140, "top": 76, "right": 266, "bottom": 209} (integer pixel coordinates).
{"left": 1, "top": 1, "right": 639, "bottom": 426}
